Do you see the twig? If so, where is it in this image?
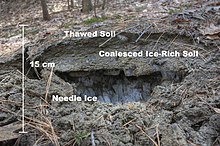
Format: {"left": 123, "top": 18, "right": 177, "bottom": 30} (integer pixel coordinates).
{"left": 135, "top": 24, "right": 152, "bottom": 43}
{"left": 45, "top": 67, "right": 54, "bottom": 101}
{"left": 64, "top": 138, "right": 75, "bottom": 146}
{"left": 99, "top": 32, "right": 119, "bottom": 47}
{"left": 37, "top": 96, "right": 58, "bottom": 113}
{"left": 101, "top": 135, "right": 112, "bottom": 146}
{"left": 0, "top": 99, "right": 21, "bottom": 105}
{"left": 33, "top": 135, "right": 44, "bottom": 146}
{"left": 165, "top": 33, "right": 180, "bottom": 49}
{"left": 172, "top": 42, "right": 208, "bottom": 53}
{"left": 212, "top": 136, "right": 220, "bottom": 146}
{"left": 0, "top": 76, "right": 10, "bottom": 83}
{"left": 0, "top": 106, "right": 20, "bottom": 115}
{"left": 99, "top": 24, "right": 139, "bottom": 47}
{"left": 34, "top": 66, "right": 41, "bottom": 80}
{"left": 187, "top": 140, "right": 199, "bottom": 146}
{"left": 135, "top": 124, "right": 158, "bottom": 146}
{"left": 197, "top": 95, "right": 220, "bottom": 114}
{"left": 123, "top": 118, "right": 136, "bottom": 127}
{"left": 144, "top": 32, "right": 152, "bottom": 42}
{"left": 156, "top": 124, "right": 160, "bottom": 146}
{"left": 152, "top": 32, "right": 165, "bottom": 51}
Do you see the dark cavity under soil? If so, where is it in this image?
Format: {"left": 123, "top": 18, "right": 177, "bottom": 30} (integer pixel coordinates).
{"left": 56, "top": 69, "right": 185, "bottom": 104}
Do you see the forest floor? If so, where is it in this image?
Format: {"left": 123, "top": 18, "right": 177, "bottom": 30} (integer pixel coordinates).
{"left": 0, "top": 0, "right": 220, "bottom": 146}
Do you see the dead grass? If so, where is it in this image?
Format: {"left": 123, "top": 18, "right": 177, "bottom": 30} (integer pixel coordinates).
{"left": 26, "top": 115, "right": 60, "bottom": 146}
{"left": 135, "top": 124, "right": 160, "bottom": 146}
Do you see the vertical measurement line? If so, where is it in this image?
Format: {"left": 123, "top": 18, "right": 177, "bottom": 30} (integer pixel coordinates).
{"left": 19, "top": 25, "right": 28, "bottom": 134}
{"left": 22, "top": 25, "right": 25, "bottom": 132}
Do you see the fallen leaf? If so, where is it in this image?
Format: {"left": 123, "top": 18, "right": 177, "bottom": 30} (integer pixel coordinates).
{"left": 199, "top": 24, "right": 220, "bottom": 40}
{"left": 206, "top": 34, "right": 220, "bottom": 40}
{"left": 213, "top": 108, "right": 220, "bottom": 114}
{"left": 200, "top": 23, "right": 220, "bottom": 35}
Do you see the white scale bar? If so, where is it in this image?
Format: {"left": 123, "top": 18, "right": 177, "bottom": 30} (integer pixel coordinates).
{"left": 19, "top": 24, "right": 28, "bottom": 134}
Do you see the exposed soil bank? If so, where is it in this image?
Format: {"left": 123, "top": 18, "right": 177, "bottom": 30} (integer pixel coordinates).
{"left": 0, "top": 29, "right": 219, "bottom": 146}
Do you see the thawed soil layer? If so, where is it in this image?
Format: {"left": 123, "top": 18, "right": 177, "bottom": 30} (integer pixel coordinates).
{"left": 0, "top": 31, "right": 219, "bottom": 146}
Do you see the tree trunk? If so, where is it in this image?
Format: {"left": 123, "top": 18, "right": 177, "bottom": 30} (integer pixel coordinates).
{"left": 102, "top": 0, "right": 106, "bottom": 10}
{"left": 40, "top": 0, "right": 50, "bottom": 21}
{"left": 94, "top": 0, "right": 97, "bottom": 17}
{"left": 67, "top": 0, "right": 70, "bottom": 9}
{"left": 82, "top": 0, "right": 93, "bottom": 13}
{"left": 70, "top": 0, "right": 74, "bottom": 8}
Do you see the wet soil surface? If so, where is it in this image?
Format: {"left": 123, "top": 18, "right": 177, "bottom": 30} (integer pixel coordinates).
{"left": 0, "top": 27, "right": 219, "bottom": 146}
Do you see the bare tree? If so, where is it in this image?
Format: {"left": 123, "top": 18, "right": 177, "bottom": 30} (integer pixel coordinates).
{"left": 102, "top": 0, "right": 106, "bottom": 10}
{"left": 40, "top": 0, "right": 50, "bottom": 21}
{"left": 70, "top": 0, "right": 74, "bottom": 8}
{"left": 67, "top": 0, "right": 74, "bottom": 9}
{"left": 67, "top": 0, "right": 70, "bottom": 9}
{"left": 94, "top": 0, "right": 97, "bottom": 17}
{"left": 82, "top": 0, "right": 93, "bottom": 13}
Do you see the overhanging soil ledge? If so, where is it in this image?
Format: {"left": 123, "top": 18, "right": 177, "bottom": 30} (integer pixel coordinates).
{"left": 0, "top": 29, "right": 219, "bottom": 146}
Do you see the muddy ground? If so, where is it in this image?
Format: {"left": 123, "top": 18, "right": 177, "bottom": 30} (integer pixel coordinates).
{"left": 0, "top": 0, "right": 220, "bottom": 146}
